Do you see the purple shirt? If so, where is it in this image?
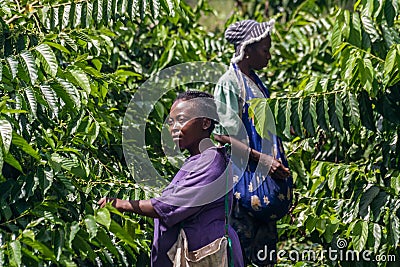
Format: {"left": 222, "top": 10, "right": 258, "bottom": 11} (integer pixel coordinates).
{"left": 150, "top": 147, "right": 244, "bottom": 267}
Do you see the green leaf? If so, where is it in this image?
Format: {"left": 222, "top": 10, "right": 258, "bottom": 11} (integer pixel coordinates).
{"left": 40, "top": 85, "right": 59, "bottom": 115}
{"left": 109, "top": 220, "right": 137, "bottom": 247}
{"left": 361, "top": 15, "right": 379, "bottom": 41}
{"left": 327, "top": 166, "right": 338, "bottom": 192}
{"left": 0, "top": 119, "right": 12, "bottom": 154}
{"left": 9, "top": 240, "right": 22, "bottom": 267}
{"left": 4, "top": 152, "right": 23, "bottom": 173}
{"left": 391, "top": 172, "right": 400, "bottom": 195}
{"left": 290, "top": 97, "right": 303, "bottom": 137}
{"left": 6, "top": 56, "right": 19, "bottom": 79}
{"left": 80, "top": 1, "right": 89, "bottom": 28}
{"left": 20, "top": 237, "right": 56, "bottom": 260}
{"left": 372, "top": 223, "right": 381, "bottom": 254}
{"left": 54, "top": 228, "right": 65, "bottom": 261}
{"left": 68, "top": 3, "right": 76, "bottom": 28}
{"left": 359, "top": 185, "right": 380, "bottom": 219}
{"left": 67, "top": 67, "right": 91, "bottom": 94}
{"left": 24, "top": 87, "right": 37, "bottom": 117}
{"left": 11, "top": 132, "right": 40, "bottom": 160}
{"left": 346, "top": 92, "right": 360, "bottom": 126}
{"left": 87, "top": 120, "right": 100, "bottom": 144}
{"left": 96, "top": 227, "right": 120, "bottom": 257}
{"left": 35, "top": 44, "right": 58, "bottom": 77}
{"left": 248, "top": 98, "right": 276, "bottom": 139}
{"left": 19, "top": 50, "right": 38, "bottom": 85}
{"left": 384, "top": 0, "right": 395, "bottom": 27}
{"left": 352, "top": 220, "right": 369, "bottom": 252}
{"left": 384, "top": 46, "right": 397, "bottom": 85}
{"left": 73, "top": 233, "right": 97, "bottom": 262}
{"left": 59, "top": 32, "right": 77, "bottom": 51}
{"left": 390, "top": 213, "right": 399, "bottom": 247}
{"left": 328, "top": 93, "right": 343, "bottom": 134}
{"left": 283, "top": 99, "right": 292, "bottom": 138}
{"left": 96, "top": 208, "right": 111, "bottom": 229}
{"left": 1, "top": 197, "right": 12, "bottom": 220}
{"left": 0, "top": 244, "right": 4, "bottom": 266}
{"left": 67, "top": 222, "right": 80, "bottom": 249}
{"left": 302, "top": 96, "right": 316, "bottom": 136}
{"left": 0, "top": 61, "right": 2, "bottom": 81}
{"left": 349, "top": 12, "right": 362, "bottom": 46}
{"left": 52, "top": 78, "right": 81, "bottom": 109}
{"left": 93, "top": 0, "right": 103, "bottom": 24}
{"left": 84, "top": 215, "right": 98, "bottom": 240}
{"left": 316, "top": 95, "right": 329, "bottom": 131}
{"left": 102, "top": 0, "right": 112, "bottom": 23}
{"left": 43, "top": 41, "right": 70, "bottom": 54}
{"left": 331, "top": 20, "right": 342, "bottom": 51}
{"left": 149, "top": 0, "right": 159, "bottom": 17}
{"left": 357, "top": 58, "right": 373, "bottom": 94}
{"left": 358, "top": 91, "right": 375, "bottom": 131}
{"left": 38, "top": 167, "right": 53, "bottom": 195}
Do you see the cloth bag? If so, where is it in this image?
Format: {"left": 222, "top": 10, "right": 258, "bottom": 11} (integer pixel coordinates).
{"left": 231, "top": 64, "right": 293, "bottom": 222}
{"left": 167, "top": 228, "right": 228, "bottom": 267}
{"left": 168, "top": 148, "right": 233, "bottom": 267}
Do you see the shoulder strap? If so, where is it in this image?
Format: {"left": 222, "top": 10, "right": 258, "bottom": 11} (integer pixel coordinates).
{"left": 223, "top": 144, "right": 234, "bottom": 267}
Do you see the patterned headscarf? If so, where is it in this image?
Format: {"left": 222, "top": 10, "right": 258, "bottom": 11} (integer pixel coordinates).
{"left": 225, "top": 19, "right": 274, "bottom": 63}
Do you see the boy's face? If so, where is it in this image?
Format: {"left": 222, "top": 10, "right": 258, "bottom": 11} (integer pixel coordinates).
{"left": 167, "top": 99, "right": 210, "bottom": 152}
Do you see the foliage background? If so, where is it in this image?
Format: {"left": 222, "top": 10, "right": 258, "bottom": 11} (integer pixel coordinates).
{"left": 0, "top": 0, "right": 399, "bottom": 266}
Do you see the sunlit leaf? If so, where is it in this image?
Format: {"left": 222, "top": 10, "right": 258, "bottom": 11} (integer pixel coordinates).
{"left": 384, "top": 46, "right": 397, "bottom": 85}
{"left": 20, "top": 237, "right": 56, "bottom": 260}
{"left": 0, "top": 119, "right": 12, "bottom": 154}
{"left": 67, "top": 222, "right": 80, "bottom": 249}
{"left": 12, "top": 132, "right": 40, "bottom": 160}
{"left": 6, "top": 56, "right": 19, "bottom": 79}
{"left": 372, "top": 223, "right": 381, "bottom": 254}
{"left": 352, "top": 220, "right": 368, "bottom": 252}
{"left": 390, "top": 214, "right": 399, "bottom": 247}
{"left": 346, "top": 92, "right": 360, "bottom": 126}
{"left": 19, "top": 50, "right": 38, "bottom": 85}
{"left": 35, "top": 44, "right": 58, "bottom": 77}
{"left": 9, "top": 240, "right": 22, "bottom": 267}
{"left": 248, "top": 98, "right": 276, "bottom": 139}
{"left": 52, "top": 78, "right": 81, "bottom": 109}
{"left": 67, "top": 67, "right": 91, "bottom": 94}
{"left": 96, "top": 208, "right": 111, "bottom": 229}
{"left": 40, "top": 85, "right": 59, "bottom": 115}
{"left": 84, "top": 215, "right": 98, "bottom": 240}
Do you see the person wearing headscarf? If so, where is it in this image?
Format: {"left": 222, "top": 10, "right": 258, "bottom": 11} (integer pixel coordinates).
{"left": 213, "top": 20, "right": 293, "bottom": 266}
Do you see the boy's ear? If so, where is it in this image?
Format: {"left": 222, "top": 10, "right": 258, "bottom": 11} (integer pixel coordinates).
{"left": 202, "top": 118, "right": 211, "bottom": 130}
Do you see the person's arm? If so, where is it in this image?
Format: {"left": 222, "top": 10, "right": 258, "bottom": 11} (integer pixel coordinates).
{"left": 214, "top": 134, "right": 290, "bottom": 180}
{"left": 97, "top": 198, "right": 160, "bottom": 218}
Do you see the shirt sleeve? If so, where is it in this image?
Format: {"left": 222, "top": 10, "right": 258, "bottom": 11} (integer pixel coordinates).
{"left": 150, "top": 149, "right": 227, "bottom": 227}
{"left": 213, "top": 71, "right": 242, "bottom": 136}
